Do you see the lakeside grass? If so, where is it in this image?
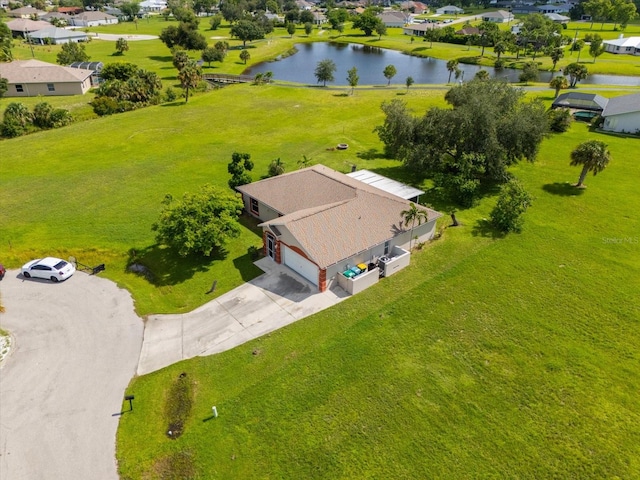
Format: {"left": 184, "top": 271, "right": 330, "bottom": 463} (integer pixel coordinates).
{"left": 115, "top": 116, "right": 640, "bottom": 478}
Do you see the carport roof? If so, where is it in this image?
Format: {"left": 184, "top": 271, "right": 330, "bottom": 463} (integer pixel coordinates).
{"left": 346, "top": 169, "right": 424, "bottom": 201}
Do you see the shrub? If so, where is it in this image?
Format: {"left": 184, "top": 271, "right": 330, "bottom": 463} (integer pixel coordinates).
{"left": 547, "top": 108, "right": 572, "bottom": 133}
{"left": 490, "top": 179, "right": 532, "bottom": 233}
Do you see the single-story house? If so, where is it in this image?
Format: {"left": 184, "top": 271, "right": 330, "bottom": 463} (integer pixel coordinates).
{"left": 40, "top": 12, "right": 73, "bottom": 24}
{"left": 603, "top": 36, "right": 640, "bottom": 55}
{"left": 7, "top": 18, "right": 52, "bottom": 36}
{"left": 482, "top": 10, "right": 514, "bottom": 22}
{"left": 379, "top": 11, "right": 410, "bottom": 27}
{"left": 28, "top": 27, "right": 89, "bottom": 45}
{"left": 7, "top": 6, "right": 46, "bottom": 18}
{"left": 312, "top": 12, "right": 327, "bottom": 25}
{"left": 601, "top": 93, "right": 640, "bottom": 134}
{"left": 456, "top": 26, "right": 481, "bottom": 35}
{"left": 0, "top": 59, "right": 94, "bottom": 97}
{"left": 58, "top": 6, "right": 85, "bottom": 15}
{"left": 139, "top": 0, "right": 167, "bottom": 13}
{"left": 296, "top": 0, "right": 314, "bottom": 10}
{"left": 403, "top": 22, "right": 433, "bottom": 36}
{"left": 236, "top": 165, "right": 442, "bottom": 292}
{"left": 537, "top": 4, "right": 563, "bottom": 13}
{"left": 69, "top": 11, "right": 118, "bottom": 27}
{"left": 436, "top": 5, "right": 464, "bottom": 14}
{"left": 512, "top": 4, "right": 540, "bottom": 13}
{"left": 544, "top": 12, "right": 570, "bottom": 23}
{"left": 551, "top": 92, "right": 608, "bottom": 112}
{"left": 400, "top": 1, "right": 429, "bottom": 14}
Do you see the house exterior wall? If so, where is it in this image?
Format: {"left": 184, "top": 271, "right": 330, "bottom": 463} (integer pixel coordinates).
{"left": 5, "top": 79, "right": 90, "bottom": 97}
{"left": 241, "top": 195, "right": 281, "bottom": 222}
{"left": 603, "top": 112, "right": 640, "bottom": 133}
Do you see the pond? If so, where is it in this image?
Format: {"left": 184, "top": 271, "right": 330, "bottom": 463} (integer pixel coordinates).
{"left": 244, "top": 42, "right": 640, "bottom": 87}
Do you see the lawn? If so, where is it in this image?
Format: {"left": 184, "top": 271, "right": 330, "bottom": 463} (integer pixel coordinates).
{"left": 115, "top": 116, "right": 640, "bottom": 478}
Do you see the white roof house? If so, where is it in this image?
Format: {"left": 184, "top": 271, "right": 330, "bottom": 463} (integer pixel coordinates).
{"left": 603, "top": 36, "right": 640, "bottom": 55}
{"left": 481, "top": 10, "right": 514, "bottom": 22}
{"left": 69, "top": 11, "right": 118, "bottom": 27}
{"left": 436, "top": 5, "right": 464, "bottom": 14}
{"left": 378, "top": 11, "right": 411, "bottom": 27}
{"left": 602, "top": 93, "right": 640, "bottom": 134}
{"left": 139, "top": 0, "right": 167, "bottom": 12}
{"left": 29, "top": 27, "right": 89, "bottom": 45}
{"left": 545, "top": 12, "right": 570, "bottom": 22}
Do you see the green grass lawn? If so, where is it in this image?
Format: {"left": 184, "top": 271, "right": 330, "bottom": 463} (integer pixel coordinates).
{"left": 115, "top": 114, "right": 640, "bottom": 478}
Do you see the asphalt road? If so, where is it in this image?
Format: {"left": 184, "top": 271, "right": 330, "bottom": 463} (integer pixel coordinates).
{"left": 0, "top": 271, "right": 143, "bottom": 480}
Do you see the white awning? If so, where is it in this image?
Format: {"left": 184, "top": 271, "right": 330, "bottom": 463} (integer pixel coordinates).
{"left": 346, "top": 169, "right": 424, "bottom": 201}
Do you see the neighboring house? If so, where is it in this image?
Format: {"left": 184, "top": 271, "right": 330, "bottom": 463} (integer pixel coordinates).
{"left": 69, "top": 11, "right": 118, "bottom": 27}
{"left": 139, "top": 0, "right": 167, "bottom": 13}
{"left": 603, "top": 36, "right": 640, "bottom": 55}
{"left": 312, "top": 12, "right": 327, "bottom": 25}
{"left": 537, "top": 4, "right": 562, "bottom": 13}
{"left": 481, "top": 10, "right": 514, "bottom": 22}
{"left": 512, "top": 4, "right": 540, "bottom": 13}
{"left": 7, "top": 6, "right": 46, "bottom": 18}
{"left": 456, "top": 26, "right": 480, "bottom": 35}
{"left": 601, "top": 93, "right": 640, "bottom": 134}
{"left": 400, "top": 1, "right": 428, "bottom": 13}
{"left": 236, "top": 165, "right": 441, "bottom": 292}
{"left": 403, "top": 22, "right": 433, "bottom": 36}
{"left": 551, "top": 92, "right": 609, "bottom": 112}
{"left": 0, "top": 59, "right": 94, "bottom": 97}
{"left": 41, "top": 12, "right": 73, "bottom": 24}
{"left": 436, "top": 5, "right": 464, "bottom": 14}
{"left": 379, "top": 11, "right": 410, "bottom": 27}
{"left": 544, "top": 12, "right": 570, "bottom": 23}
{"left": 58, "top": 6, "right": 85, "bottom": 15}
{"left": 69, "top": 61, "right": 104, "bottom": 86}
{"left": 29, "top": 27, "right": 89, "bottom": 45}
{"left": 296, "top": 0, "right": 314, "bottom": 10}
{"left": 7, "top": 18, "right": 52, "bottom": 36}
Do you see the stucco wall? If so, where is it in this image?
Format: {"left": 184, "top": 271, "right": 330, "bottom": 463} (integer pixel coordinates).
{"left": 6, "top": 80, "right": 90, "bottom": 97}
{"left": 603, "top": 112, "right": 640, "bottom": 133}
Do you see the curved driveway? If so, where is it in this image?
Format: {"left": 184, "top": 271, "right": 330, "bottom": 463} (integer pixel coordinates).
{"left": 0, "top": 271, "right": 143, "bottom": 480}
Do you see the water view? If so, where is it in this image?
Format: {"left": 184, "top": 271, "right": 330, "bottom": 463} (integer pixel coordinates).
{"left": 244, "top": 42, "right": 640, "bottom": 87}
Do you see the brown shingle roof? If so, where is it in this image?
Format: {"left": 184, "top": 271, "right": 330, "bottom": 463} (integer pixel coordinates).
{"left": 0, "top": 60, "right": 94, "bottom": 84}
{"left": 6, "top": 18, "right": 52, "bottom": 32}
{"left": 240, "top": 165, "right": 441, "bottom": 268}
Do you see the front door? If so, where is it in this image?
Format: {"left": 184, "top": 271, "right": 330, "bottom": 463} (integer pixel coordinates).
{"left": 266, "top": 234, "right": 275, "bottom": 260}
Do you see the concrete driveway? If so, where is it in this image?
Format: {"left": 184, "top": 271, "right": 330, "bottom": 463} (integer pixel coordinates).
{"left": 137, "top": 258, "right": 349, "bottom": 375}
{"left": 0, "top": 272, "right": 143, "bottom": 480}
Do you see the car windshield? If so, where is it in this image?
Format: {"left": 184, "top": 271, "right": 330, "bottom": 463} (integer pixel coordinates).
{"left": 54, "top": 261, "right": 68, "bottom": 269}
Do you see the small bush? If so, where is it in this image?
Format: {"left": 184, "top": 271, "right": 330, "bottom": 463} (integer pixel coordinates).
{"left": 490, "top": 179, "right": 532, "bottom": 233}
{"left": 547, "top": 108, "right": 572, "bottom": 133}
{"left": 494, "top": 59, "right": 505, "bottom": 69}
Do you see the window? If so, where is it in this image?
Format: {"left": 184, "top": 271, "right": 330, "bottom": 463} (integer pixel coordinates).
{"left": 250, "top": 198, "right": 259, "bottom": 215}
{"left": 47, "top": 83, "right": 55, "bottom": 92}
{"left": 384, "top": 241, "right": 390, "bottom": 255}
{"left": 15, "top": 84, "right": 24, "bottom": 92}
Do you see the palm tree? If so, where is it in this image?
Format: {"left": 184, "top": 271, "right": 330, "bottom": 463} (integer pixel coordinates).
{"left": 401, "top": 203, "right": 429, "bottom": 251}
{"left": 549, "top": 75, "right": 568, "bottom": 98}
{"left": 570, "top": 140, "right": 611, "bottom": 188}
{"left": 446, "top": 59, "right": 458, "bottom": 84}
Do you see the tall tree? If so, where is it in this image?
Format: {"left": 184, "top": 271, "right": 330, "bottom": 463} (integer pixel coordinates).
{"left": 0, "top": 22, "right": 13, "bottom": 62}
{"left": 383, "top": 64, "right": 397, "bottom": 86}
{"left": 347, "top": 66, "right": 359, "bottom": 95}
{"left": 570, "top": 140, "right": 611, "bottom": 187}
{"left": 589, "top": 34, "right": 605, "bottom": 62}
{"left": 0, "top": 77, "right": 8, "bottom": 99}
{"left": 401, "top": 202, "right": 429, "bottom": 251}
{"left": 172, "top": 50, "right": 191, "bottom": 71}
{"left": 549, "top": 75, "right": 568, "bottom": 97}
{"left": 563, "top": 62, "right": 589, "bottom": 87}
{"left": 493, "top": 41, "right": 506, "bottom": 60}
{"left": 56, "top": 42, "right": 89, "bottom": 65}
{"left": 405, "top": 76, "right": 414, "bottom": 92}
{"left": 152, "top": 185, "right": 244, "bottom": 257}
{"left": 239, "top": 49, "right": 251, "bottom": 64}
{"left": 549, "top": 46, "right": 564, "bottom": 71}
{"left": 352, "top": 9, "right": 384, "bottom": 36}
{"left": 228, "top": 152, "right": 254, "bottom": 189}
{"left": 115, "top": 38, "right": 130, "bottom": 55}
{"left": 315, "top": 59, "right": 336, "bottom": 86}
{"left": 120, "top": 1, "right": 140, "bottom": 20}
{"left": 201, "top": 47, "right": 222, "bottom": 67}
{"left": 287, "top": 22, "right": 296, "bottom": 37}
{"left": 490, "top": 179, "right": 532, "bottom": 233}
{"left": 446, "top": 59, "right": 459, "bottom": 84}
{"left": 611, "top": 0, "right": 637, "bottom": 28}
{"left": 178, "top": 60, "right": 202, "bottom": 103}
{"left": 230, "top": 19, "right": 265, "bottom": 47}
{"left": 375, "top": 22, "right": 387, "bottom": 40}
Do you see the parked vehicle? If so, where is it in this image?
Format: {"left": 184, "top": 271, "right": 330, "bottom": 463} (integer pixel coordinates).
{"left": 21, "top": 257, "right": 76, "bottom": 282}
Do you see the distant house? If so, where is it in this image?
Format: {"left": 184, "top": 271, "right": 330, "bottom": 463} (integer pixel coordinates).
{"left": 537, "top": 4, "right": 562, "bottom": 13}
{"left": 601, "top": 93, "right": 640, "bottom": 134}
{"left": 544, "top": 12, "right": 570, "bottom": 23}
{"left": 403, "top": 22, "right": 433, "bottom": 36}
{"left": 40, "top": 12, "right": 73, "bottom": 25}
{"left": 456, "top": 26, "right": 480, "bottom": 35}
{"left": 0, "top": 59, "right": 94, "bottom": 97}
{"left": 58, "top": 6, "right": 84, "bottom": 15}
{"left": 139, "top": 0, "right": 167, "bottom": 13}
{"left": 400, "top": 1, "right": 429, "bottom": 14}
{"left": 7, "top": 6, "right": 46, "bottom": 18}
{"left": 29, "top": 27, "right": 89, "bottom": 45}
{"left": 69, "top": 11, "right": 118, "bottom": 27}
{"left": 236, "top": 165, "right": 441, "bottom": 292}
{"left": 481, "top": 10, "right": 514, "bottom": 22}
{"left": 296, "top": 0, "right": 314, "bottom": 10}
{"left": 436, "top": 5, "right": 464, "bottom": 14}
{"left": 312, "top": 12, "right": 327, "bottom": 25}
{"left": 512, "top": 4, "right": 539, "bottom": 14}
{"left": 379, "top": 11, "right": 410, "bottom": 27}
{"left": 603, "top": 36, "right": 640, "bottom": 55}
{"left": 7, "top": 18, "right": 52, "bottom": 36}
{"left": 551, "top": 92, "right": 608, "bottom": 112}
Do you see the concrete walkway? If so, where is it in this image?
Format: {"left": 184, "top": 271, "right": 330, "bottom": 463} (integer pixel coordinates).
{"left": 137, "top": 258, "right": 349, "bottom": 375}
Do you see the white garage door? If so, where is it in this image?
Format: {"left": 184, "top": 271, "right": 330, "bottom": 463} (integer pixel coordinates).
{"left": 282, "top": 245, "right": 318, "bottom": 286}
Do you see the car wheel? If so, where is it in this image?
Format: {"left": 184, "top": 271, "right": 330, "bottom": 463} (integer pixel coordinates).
{"left": 23, "top": 272, "right": 31, "bottom": 278}
{"left": 50, "top": 276, "right": 59, "bottom": 283}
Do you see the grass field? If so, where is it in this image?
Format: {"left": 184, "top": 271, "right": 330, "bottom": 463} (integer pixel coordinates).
{"left": 113, "top": 104, "right": 640, "bottom": 478}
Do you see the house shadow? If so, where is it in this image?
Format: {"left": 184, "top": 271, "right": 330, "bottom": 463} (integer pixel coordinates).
{"left": 471, "top": 219, "right": 506, "bottom": 239}
{"left": 232, "top": 250, "right": 264, "bottom": 282}
{"left": 356, "top": 148, "right": 386, "bottom": 161}
{"left": 542, "top": 182, "right": 585, "bottom": 196}
{"left": 148, "top": 55, "right": 173, "bottom": 63}
{"left": 125, "top": 244, "right": 218, "bottom": 286}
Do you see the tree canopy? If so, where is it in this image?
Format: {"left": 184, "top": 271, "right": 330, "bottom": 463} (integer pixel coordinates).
{"left": 230, "top": 19, "right": 265, "bottom": 47}
{"left": 160, "top": 21, "right": 207, "bottom": 51}
{"left": 570, "top": 140, "right": 612, "bottom": 187}
{"left": 352, "top": 9, "right": 384, "bottom": 36}
{"left": 315, "top": 59, "right": 336, "bottom": 86}
{"left": 0, "top": 22, "right": 13, "bottom": 62}
{"left": 56, "top": 42, "right": 89, "bottom": 65}
{"left": 375, "top": 79, "right": 548, "bottom": 205}
{"left": 152, "top": 185, "right": 244, "bottom": 257}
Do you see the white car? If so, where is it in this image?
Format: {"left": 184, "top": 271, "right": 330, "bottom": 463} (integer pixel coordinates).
{"left": 21, "top": 257, "right": 76, "bottom": 283}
